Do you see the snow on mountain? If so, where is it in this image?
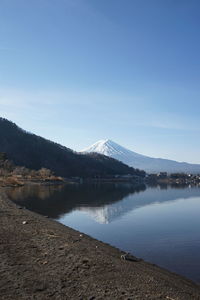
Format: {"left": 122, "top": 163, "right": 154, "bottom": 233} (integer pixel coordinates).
{"left": 82, "top": 139, "right": 144, "bottom": 159}
{"left": 81, "top": 139, "right": 200, "bottom": 174}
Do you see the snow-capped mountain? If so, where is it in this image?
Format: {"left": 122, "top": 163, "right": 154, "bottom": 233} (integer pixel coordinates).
{"left": 81, "top": 139, "right": 200, "bottom": 174}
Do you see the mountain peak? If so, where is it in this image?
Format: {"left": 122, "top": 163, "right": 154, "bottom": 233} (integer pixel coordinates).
{"left": 95, "top": 139, "right": 112, "bottom": 144}
{"left": 81, "top": 139, "right": 200, "bottom": 173}
{"left": 81, "top": 139, "right": 135, "bottom": 157}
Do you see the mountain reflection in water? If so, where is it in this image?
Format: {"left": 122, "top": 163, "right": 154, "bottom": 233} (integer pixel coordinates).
{"left": 6, "top": 183, "right": 146, "bottom": 220}
{"left": 6, "top": 183, "right": 199, "bottom": 224}
{"left": 6, "top": 183, "right": 200, "bottom": 282}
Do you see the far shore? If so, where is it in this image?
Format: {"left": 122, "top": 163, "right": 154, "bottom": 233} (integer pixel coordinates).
{"left": 0, "top": 190, "right": 200, "bottom": 299}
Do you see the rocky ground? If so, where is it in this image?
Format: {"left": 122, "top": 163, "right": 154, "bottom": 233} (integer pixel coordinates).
{"left": 0, "top": 190, "right": 200, "bottom": 300}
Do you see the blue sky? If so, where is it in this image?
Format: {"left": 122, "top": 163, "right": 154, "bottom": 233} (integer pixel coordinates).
{"left": 1, "top": 0, "right": 200, "bottom": 163}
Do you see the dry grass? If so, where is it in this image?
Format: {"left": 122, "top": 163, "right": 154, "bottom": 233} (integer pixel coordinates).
{"left": 0, "top": 176, "right": 24, "bottom": 187}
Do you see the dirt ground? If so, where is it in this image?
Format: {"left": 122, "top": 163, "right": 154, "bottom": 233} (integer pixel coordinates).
{"left": 0, "top": 190, "right": 200, "bottom": 300}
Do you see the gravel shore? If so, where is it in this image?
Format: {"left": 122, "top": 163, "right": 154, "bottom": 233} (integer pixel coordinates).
{"left": 0, "top": 190, "right": 200, "bottom": 300}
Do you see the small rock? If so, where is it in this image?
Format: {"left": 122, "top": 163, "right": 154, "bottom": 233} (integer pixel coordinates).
{"left": 121, "top": 252, "right": 141, "bottom": 262}
{"left": 33, "top": 282, "right": 47, "bottom": 292}
{"left": 22, "top": 221, "right": 27, "bottom": 225}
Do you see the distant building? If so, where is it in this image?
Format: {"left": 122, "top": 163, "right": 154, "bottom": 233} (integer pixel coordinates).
{"left": 157, "top": 172, "right": 167, "bottom": 179}
{"left": 147, "top": 174, "right": 158, "bottom": 181}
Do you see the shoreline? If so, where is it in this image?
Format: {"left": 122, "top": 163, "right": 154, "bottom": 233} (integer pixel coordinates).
{"left": 1, "top": 191, "right": 200, "bottom": 299}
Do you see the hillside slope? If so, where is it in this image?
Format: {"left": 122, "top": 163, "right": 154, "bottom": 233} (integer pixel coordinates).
{"left": 0, "top": 118, "right": 145, "bottom": 178}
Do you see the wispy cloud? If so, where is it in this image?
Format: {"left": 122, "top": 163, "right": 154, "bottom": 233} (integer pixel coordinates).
{"left": 1, "top": 86, "right": 199, "bottom": 134}
{"left": 136, "top": 115, "right": 200, "bottom": 132}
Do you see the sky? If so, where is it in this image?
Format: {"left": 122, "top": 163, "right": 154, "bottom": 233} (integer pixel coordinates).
{"left": 1, "top": 0, "right": 200, "bottom": 163}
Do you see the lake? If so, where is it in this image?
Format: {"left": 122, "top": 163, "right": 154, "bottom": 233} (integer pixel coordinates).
{"left": 6, "top": 182, "right": 200, "bottom": 283}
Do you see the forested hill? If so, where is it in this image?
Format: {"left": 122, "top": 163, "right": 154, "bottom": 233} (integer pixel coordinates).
{"left": 0, "top": 118, "right": 145, "bottom": 178}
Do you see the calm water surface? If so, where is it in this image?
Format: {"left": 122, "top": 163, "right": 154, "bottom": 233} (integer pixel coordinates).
{"left": 7, "top": 183, "right": 200, "bottom": 282}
